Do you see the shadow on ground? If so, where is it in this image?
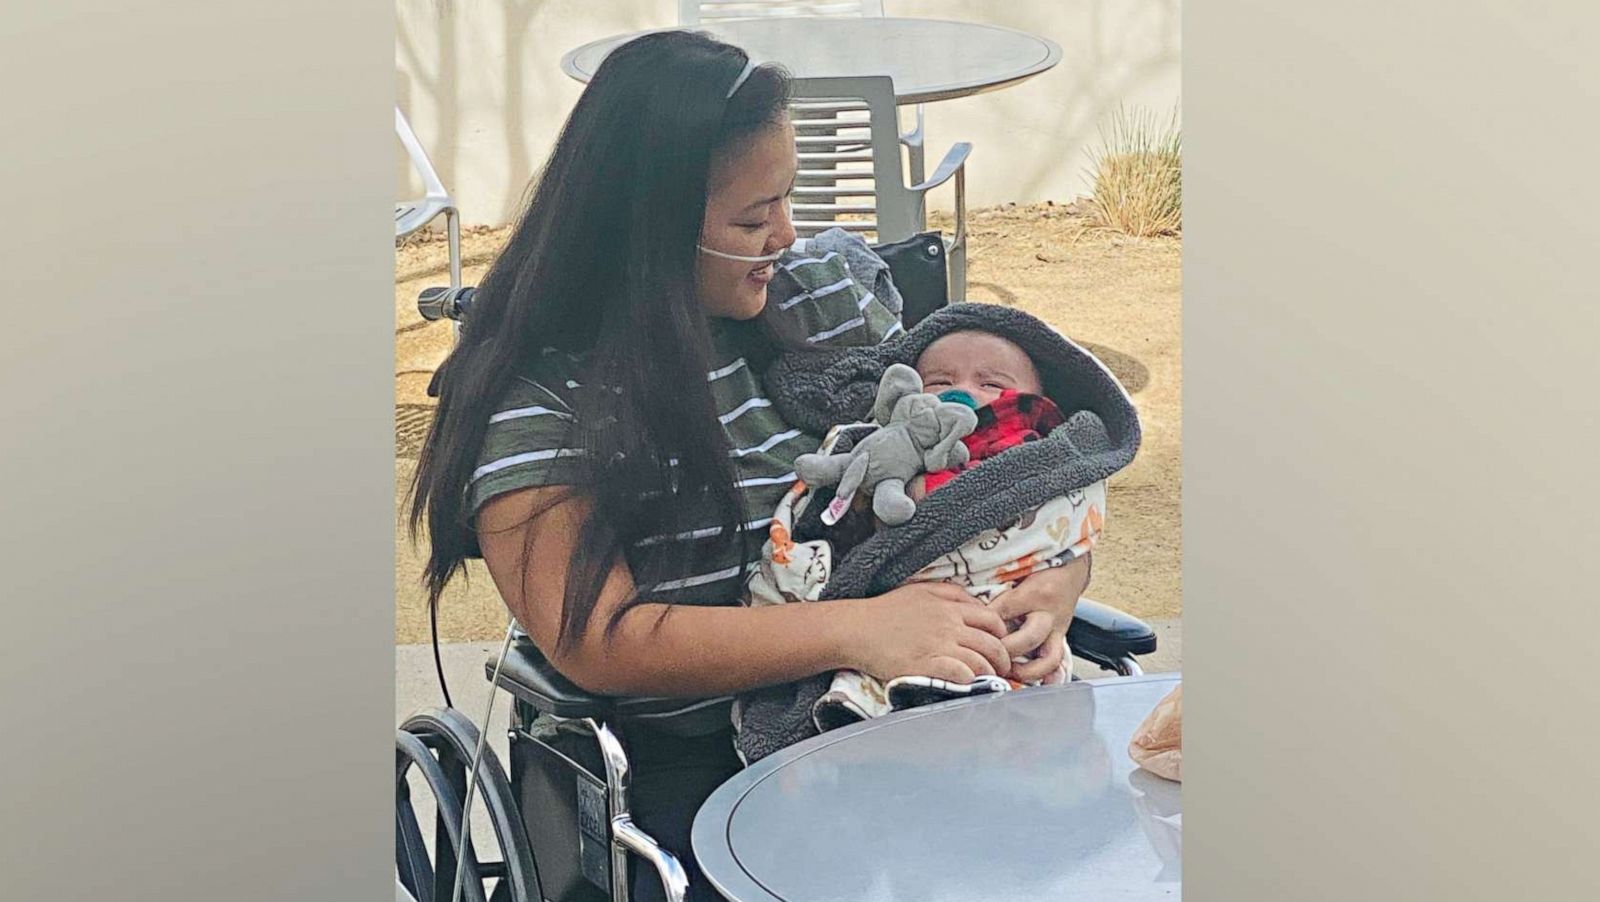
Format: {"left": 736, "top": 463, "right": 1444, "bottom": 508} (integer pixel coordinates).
{"left": 1078, "top": 341, "right": 1150, "bottom": 394}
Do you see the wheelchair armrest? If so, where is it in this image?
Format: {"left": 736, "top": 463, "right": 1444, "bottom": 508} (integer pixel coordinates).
{"left": 491, "top": 640, "right": 612, "bottom": 719}
{"left": 489, "top": 640, "right": 734, "bottom": 735}
{"left": 1068, "top": 597, "right": 1158, "bottom": 664}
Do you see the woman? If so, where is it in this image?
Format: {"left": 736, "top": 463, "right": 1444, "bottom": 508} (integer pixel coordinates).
{"left": 411, "top": 30, "right": 1090, "bottom": 900}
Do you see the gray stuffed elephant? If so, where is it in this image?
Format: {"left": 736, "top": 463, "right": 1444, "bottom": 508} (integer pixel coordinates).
{"left": 794, "top": 364, "right": 979, "bottom": 526}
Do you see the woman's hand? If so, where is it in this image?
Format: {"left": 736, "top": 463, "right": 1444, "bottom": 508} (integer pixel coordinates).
{"left": 990, "top": 554, "right": 1093, "bottom": 683}
{"left": 837, "top": 582, "right": 1011, "bottom": 684}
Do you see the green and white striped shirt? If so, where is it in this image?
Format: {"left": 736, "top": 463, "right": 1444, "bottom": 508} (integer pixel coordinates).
{"left": 468, "top": 249, "right": 901, "bottom": 604}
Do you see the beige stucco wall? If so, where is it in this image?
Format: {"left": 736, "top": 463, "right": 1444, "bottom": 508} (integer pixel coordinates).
{"left": 397, "top": 0, "right": 1179, "bottom": 226}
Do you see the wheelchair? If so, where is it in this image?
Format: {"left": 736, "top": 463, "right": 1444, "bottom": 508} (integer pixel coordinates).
{"left": 396, "top": 237, "right": 1160, "bottom": 902}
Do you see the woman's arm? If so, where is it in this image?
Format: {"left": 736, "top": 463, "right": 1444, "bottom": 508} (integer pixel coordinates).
{"left": 476, "top": 485, "right": 1013, "bottom": 697}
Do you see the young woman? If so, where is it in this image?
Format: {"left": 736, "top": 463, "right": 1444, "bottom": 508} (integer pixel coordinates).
{"left": 411, "top": 30, "right": 1090, "bottom": 900}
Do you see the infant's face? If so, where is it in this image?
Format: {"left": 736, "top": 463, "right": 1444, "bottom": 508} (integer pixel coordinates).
{"left": 915, "top": 331, "right": 1043, "bottom": 409}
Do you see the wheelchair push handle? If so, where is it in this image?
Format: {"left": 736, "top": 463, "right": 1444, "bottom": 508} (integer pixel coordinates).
{"left": 417, "top": 285, "right": 476, "bottom": 322}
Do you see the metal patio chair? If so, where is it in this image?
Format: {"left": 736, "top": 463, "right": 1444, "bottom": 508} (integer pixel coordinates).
{"left": 788, "top": 75, "right": 970, "bottom": 301}
{"left": 396, "top": 107, "right": 462, "bottom": 294}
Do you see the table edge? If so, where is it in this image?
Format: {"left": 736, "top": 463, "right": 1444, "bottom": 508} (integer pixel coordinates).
{"left": 559, "top": 18, "right": 1064, "bottom": 103}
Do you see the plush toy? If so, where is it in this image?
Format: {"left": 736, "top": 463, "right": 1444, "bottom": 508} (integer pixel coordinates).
{"left": 794, "top": 364, "right": 979, "bottom": 526}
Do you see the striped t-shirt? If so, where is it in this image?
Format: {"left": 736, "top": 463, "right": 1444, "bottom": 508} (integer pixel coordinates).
{"left": 467, "top": 248, "right": 902, "bottom": 605}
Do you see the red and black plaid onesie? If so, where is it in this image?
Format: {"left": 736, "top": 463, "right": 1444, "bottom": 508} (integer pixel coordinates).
{"left": 923, "top": 389, "right": 1067, "bottom": 493}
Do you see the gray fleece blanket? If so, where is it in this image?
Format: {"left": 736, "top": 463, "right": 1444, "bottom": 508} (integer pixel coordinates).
{"left": 734, "top": 302, "right": 1143, "bottom": 763}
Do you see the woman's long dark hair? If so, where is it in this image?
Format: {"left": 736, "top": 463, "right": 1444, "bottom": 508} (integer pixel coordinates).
{"left": 409, "top": 31, "right": 793, "bottom": 652}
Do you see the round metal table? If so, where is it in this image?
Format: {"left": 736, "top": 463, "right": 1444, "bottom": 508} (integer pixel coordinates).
{"left": 561, "top": 18, "right": 1062, "bottom": 104}
{"left": 692, "top": 673, "right": 1182, "bottom": 901}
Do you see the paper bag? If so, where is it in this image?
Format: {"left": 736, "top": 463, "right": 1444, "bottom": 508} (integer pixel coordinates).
{"left": 1128, "top": 683, "right": 1182, "bottom": 782}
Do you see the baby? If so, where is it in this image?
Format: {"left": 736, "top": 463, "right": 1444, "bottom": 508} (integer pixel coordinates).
{"left": 745, "top": 329, "right": 1108, "bottom": 729}
{"left": 910, "top": 329, "right": 1068, "bottom": 499}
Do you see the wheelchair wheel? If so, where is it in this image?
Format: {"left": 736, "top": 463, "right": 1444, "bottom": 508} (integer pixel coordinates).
{"left": 396, "top": 730, "right": 489, "bottom": 902}
{"left": 400, "top": 707, "right": 542, "bottom": 902}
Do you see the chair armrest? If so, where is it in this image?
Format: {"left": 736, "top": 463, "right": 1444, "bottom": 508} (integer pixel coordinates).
{"left": 908, "top": 142, "right": 972, "bottom": 193}
{"left": 489, "top": 640, "right": 734, "bottom": 735}
{"left": 1067, "top": 597, "right": 1158, "bottom": 673}
{"left": 490, "top": 640, "right": 612, "bottom": 719}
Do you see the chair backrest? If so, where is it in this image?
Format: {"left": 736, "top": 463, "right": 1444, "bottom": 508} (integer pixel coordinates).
{"left": 788, "top": 75, "right": 922, "bottom": 244}
{"left": 678, "top": 0, "right": 884, "bottom": 23}
{"left": 396, "top": 107, "right": 450, "bottom": 205}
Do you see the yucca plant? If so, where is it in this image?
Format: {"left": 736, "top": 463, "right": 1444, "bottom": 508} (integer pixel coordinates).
{"left": 1084, "top": 105, "right": 1182, "bottom": 237}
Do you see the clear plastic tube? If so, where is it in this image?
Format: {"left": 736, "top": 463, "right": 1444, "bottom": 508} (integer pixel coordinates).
{"left": 697, "top": 244, "right": 784, "bottom": 264}
{"left": 449, "top": 620, "right": 518, "bottom": 902}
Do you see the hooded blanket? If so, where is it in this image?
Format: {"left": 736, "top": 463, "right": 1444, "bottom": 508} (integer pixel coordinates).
{"left": 734, "top": 303, "right": 1143, "bottom": 763}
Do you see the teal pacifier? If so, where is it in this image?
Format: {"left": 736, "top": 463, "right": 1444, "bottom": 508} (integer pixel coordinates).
{"left": 937, "top": 389, "right": 977, "bottom": 409}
